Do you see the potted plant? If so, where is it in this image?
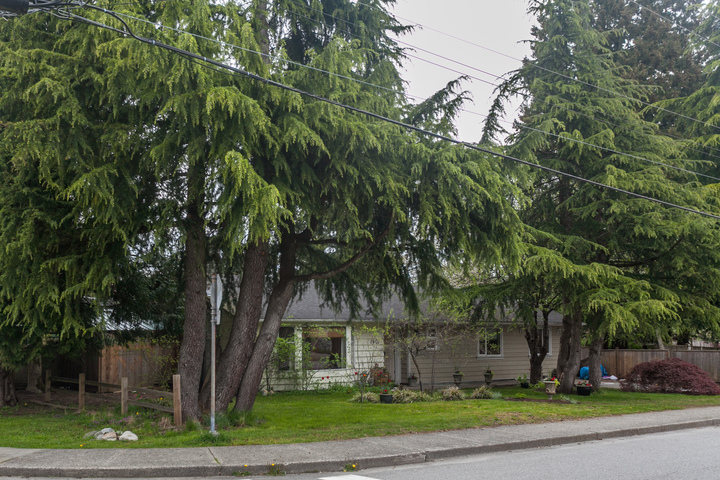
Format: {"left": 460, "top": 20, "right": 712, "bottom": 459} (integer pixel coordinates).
{"left": 407, "top": 374, "right": 418, "bottom": 387}
{"left": 543, "top": 376, "right": 560, "bottom": 400}
{"left": 379, "top": 388, "right": 393, "bottom": 404}
{"left": 484, "top": 366, "right": 493, "bottom": 385}
{"left": 516, "top": 373, "right": 529, "bottom": 388}
{"left": 576, "top": 380, "right": 592, "bottom": 396}
{"left": 452, "top": 371, "right": 464, "bottom": 386}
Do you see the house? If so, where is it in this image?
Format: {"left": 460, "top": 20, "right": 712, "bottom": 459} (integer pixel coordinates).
{"left": 261, "top": 287, "right": 562, "bottom": 390}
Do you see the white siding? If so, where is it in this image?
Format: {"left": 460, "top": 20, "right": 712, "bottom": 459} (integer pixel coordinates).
{"left": 265, "top": 325, "right": 385, "bottom": 391}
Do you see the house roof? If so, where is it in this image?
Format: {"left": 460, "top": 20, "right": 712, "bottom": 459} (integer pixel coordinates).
{"left": 282, "top": 284, "right": 563, "bottom": 326}
{"left": 283, "top": 287, "right": 407, "bottom": 323}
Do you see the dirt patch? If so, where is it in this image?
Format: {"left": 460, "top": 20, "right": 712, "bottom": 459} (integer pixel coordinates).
{"left": 6, "top": 387, "right": 165, "bottom": 416}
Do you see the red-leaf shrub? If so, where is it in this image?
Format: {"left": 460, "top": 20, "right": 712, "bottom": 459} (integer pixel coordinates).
{"left": 621, "top": 358, "right": 720, "bottom": 395}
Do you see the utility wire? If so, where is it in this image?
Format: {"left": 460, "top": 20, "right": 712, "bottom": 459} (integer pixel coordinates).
{"left": 629, "top": 0, "right": 720, "bottom": 52}
{"left": 55, "top": 7, "right": 720, "bottom": 221}
{"left": 107, "top": 8, "right": 720, "bottom": 183}
{"left": 285, "top": 0, "right": 720, "bottom": 161}
{"left": 110, "top": 10, "right": 404, "bottom": 97}
{"left": 357, "top": 0, "right": 720, "bottom": 133}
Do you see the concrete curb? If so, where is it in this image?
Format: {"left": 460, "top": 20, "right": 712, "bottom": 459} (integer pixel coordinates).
{"left": 1, "top": 414, "right": 719, "bottom": 477}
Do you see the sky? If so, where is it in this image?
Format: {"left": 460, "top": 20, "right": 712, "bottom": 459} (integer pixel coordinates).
{"left": 390, "top": 0, "right": 536, "bottom": 142}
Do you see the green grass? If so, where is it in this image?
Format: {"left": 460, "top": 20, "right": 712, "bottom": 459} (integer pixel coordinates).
{"left": 3, "top": 387, "right": 720, "bottom": 449}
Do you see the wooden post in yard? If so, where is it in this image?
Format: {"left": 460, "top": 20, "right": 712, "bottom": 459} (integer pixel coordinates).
{"left": 173, "top": 374, "right": 182, "bottom": 427}
{"left": 44, "top": 369, "right": 51, "bottom": 402}
{"left": 78, "top": 373, "right": 85, "bottom": 410}
{"left": 121, "top": 377, "right": 128, "bottom": 415}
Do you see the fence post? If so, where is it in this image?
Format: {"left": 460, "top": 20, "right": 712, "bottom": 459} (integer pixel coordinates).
{"left": 44, "top": 369, "right": 51, "bottom": 402}
{"left": 78, "top": 373, "right": 85, "bottom": 411}
{"left": 121, "top": 377, "right": 128, "bottom": 415}
{"left": 173, "top": 374, "right": 182, "bottom": 427}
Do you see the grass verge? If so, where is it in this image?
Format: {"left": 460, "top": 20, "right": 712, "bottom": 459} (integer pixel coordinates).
{"left": 2, "top": 386, "right": 720, "bottom": 449}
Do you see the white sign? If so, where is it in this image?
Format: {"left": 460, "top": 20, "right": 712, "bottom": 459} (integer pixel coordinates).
{"left": 207, "top": 274, "right": 224, "bottom": 325}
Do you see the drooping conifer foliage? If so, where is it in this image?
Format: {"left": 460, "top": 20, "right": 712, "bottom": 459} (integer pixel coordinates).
{"left": 0, "top": 0, "right": 523, "bottom": 415}
{"left": 477, "top": 0, "right": 720, "bottom": 393}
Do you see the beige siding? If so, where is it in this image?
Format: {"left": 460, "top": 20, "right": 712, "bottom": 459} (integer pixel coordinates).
{"left": 403, "top": 325, "right": 560, "bottom": 384}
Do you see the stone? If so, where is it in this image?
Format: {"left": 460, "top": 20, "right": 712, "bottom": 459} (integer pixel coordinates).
{"left": 99, "top": 431, "right": 117, "bottom": 441}
{"left": 118, "top": 431, "right": 138, "bottom": 442}
{"left": 99, "top": 427, "right": 115, "bottom": 434}
{"left": 83, "top": 431, "right": 99, "bottom": 439}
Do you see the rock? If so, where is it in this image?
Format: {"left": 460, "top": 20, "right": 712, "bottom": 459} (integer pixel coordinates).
{"left": 118, "top": 431, "right": 138, "bottom": 442}
{"left": 99, "top": 431, "right": 117, "bottom": 441}
{"left": 83, "top": 431, "right": 98, "bottom": 439}
{"left": 99, "top": 427, "right": 115, "bottom": 434}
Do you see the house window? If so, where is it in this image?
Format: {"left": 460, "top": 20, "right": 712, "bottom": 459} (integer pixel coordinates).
{"left": 478, "top": 328, "right": 502, "bottom": 357}
{"left": 426, "top": 327, "right": 439, "bottom": 351}
{"left": 274, "top": 326, "right": 295, "bottom": 371}
{"left": 530, "top": 328, "right": 552, "bottom": 357}
{"left": 542, "top": 328, "right": 552, "bottom": 356}
{"left": 303, "top": 327, "right": 346, "bottom": 370}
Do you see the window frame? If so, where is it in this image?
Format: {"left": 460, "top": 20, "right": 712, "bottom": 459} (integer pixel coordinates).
{"left": 477, "top": 327, "right": 503, "bottom": 358}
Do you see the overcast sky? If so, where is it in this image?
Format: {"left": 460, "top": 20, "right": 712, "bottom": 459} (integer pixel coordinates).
{"left": 390, "top": 0, "right": 536, "bottom": 142}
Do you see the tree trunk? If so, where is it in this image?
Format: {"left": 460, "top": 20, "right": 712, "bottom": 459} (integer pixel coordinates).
{"left": 0, "top": 367, "right": 17, "bottom": 408}
{"left": 26, "top": 357, "right": 42, "bottom": 394}
{"left": 201, "top": 240, "right": 269, "bottom": 411}
{"left": 588, "top": 332, "right": 604, "bottom": 392}
{"left": 556, "top": 309, "right": 582, "bottom": 394}
{"left": 410, "top": 350, "right": 424, "bottom": 393}
{"left": 525, "top": 310, "right": 550, "bottom": 384}
{"left": 176, "top": 162, "right": 207, "bottom": 422}
{"left": 234, "top": 278, "right": 296, "bottom": 412}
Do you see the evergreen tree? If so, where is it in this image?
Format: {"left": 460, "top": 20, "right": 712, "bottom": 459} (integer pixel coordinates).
{"left": 1, "top": 0, "right": 524, "bottom": 416}
{"left": 591, "top": 0, "right": 705, "bottom": 105}
{"left": 483, "top": 0, "right": 720, "bottom": 393}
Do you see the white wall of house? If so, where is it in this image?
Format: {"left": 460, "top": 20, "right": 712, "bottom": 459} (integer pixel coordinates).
{"left": 264, "top": 323, "right": 385, "bottom": 392}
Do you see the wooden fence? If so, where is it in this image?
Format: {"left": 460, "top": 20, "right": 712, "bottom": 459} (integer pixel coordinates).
{"left": 98, "top": 343, "right": 177, "bottom": 391}
{"left": 45, "top": 370, "right": 183, "bottom": 426}
{"left": 583, "top": 348, "right": 720, "bottom": 381}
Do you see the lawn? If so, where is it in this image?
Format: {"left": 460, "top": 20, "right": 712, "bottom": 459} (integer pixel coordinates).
{"left": 2, "top": 386, "right": 720, "bottom": 449}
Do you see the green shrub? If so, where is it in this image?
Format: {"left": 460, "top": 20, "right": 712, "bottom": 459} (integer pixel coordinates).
{"left": 440, "top": 386, "right": 466, "bottom": 401}
{"left": 470, "top": 386, "right": 494, "bottom": 399}
{"left": 349, "top": 392, "right": 379, "bottom": 403}
{"left": 392, "top": 389, "right": 433, "bottom": 404}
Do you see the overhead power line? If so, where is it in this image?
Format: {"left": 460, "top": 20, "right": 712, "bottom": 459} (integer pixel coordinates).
{"left": 45, "top": 6, "right": 720, "bottom": 222}
{"left": 629, "top": 0, "right": 720, "bottom": 52}
{"left": 284, "top": 0, "right": 720, "bottom": 162}
{"left": 107, "top": 7, "right": 720, "bottom": 182}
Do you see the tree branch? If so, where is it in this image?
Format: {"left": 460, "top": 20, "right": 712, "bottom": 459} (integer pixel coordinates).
{"left": 292, "top": 211, "right": 395, "bottom": 283}
{"left": 307, "top": 238, "right": 348, "bottom": 247}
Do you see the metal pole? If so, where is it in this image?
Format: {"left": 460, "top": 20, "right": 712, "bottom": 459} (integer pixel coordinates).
{"left": 210, "top": 273, "right": 217, "bottom": 435}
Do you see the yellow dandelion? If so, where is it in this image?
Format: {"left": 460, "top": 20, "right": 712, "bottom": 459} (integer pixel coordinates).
{"left": 244, "top": 464, "right": 248, "bottom": 467}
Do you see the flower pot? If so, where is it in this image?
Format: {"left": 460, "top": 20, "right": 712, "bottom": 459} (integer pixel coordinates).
{"left": 379, "top": 393, "right": 393, "bottom": 404}
{"left": 576, "top": 385, "right": 592, "bottom": 396}
{"left": 453, "top": 373, "right": 464, "bottom": 386}
{"left": 520, "top": 382, "right": 529, "bottom": 389}
{"left": 543, "top": 380, "right": 558, "bottom": 399}
{"left": 408, "top": 378, "right": 418, "bottom": 387}
{"left": 483, "top": 373, "right": 493, "bottom": 385}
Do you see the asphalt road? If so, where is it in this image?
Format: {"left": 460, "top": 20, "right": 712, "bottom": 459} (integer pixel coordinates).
{"left": 4, "top": 426, "right": 719, "bottom": 480}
